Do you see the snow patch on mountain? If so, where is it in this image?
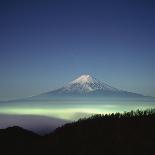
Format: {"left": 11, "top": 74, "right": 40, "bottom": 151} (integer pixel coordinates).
{"left": 70, "top": 75, "right": 94, "bottom": 84}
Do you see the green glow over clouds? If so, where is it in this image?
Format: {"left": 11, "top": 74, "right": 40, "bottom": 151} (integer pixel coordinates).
{"left": 0, "top": 100, "right": 155, "bottom": 120}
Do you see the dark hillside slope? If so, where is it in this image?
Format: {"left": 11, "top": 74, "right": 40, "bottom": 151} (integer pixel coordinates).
{"left": 45, "top": 109, "right": 155, "bottom": 155}
{"left": 0, "top": 126, "right": 40, "bottom": 155}
{"left": 0, "top": 110, "right": 155, "bottom": 155}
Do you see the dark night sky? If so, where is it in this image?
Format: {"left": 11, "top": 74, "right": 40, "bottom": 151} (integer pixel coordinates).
{"left": 0, "top": 0, "right": 155, "bottom": 100}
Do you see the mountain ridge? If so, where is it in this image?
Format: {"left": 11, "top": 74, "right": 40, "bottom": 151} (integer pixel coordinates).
{"left": 36, "top": 74, "right": 147, "bottom": 99}
{"left": 3, "top": 74, "right": 154, "bottom": 102}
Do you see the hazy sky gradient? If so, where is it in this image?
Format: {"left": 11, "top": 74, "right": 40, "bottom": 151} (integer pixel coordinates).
{"left": 0, "top": 0, "right": 155, "bottom": 100}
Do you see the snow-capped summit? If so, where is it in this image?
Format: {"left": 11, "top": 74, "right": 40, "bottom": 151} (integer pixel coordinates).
{"left": 41, "top": 74, "right": 120, "bottom": 96}
{"left": 65, "top": 74, "right": 119, "bottom": 93}
{"left": 70, "top": 74, "right": 94, "bottom": 84}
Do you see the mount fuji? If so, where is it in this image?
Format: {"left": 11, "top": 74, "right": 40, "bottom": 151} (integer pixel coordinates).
{"left": 32, "top": 74, "right": 149, "bottom": 100}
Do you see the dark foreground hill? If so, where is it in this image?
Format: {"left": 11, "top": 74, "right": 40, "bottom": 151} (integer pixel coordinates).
{"left": 0, "top": 126, "right": 41, "bottom": 155}
{"left": 0, "top": 109, "right": 155, "bottom": 155}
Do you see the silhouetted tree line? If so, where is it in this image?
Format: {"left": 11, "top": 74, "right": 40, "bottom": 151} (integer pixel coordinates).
{"left": 78, "top": 108, "right": 155, "bottom": 121}
{"left": 0, "top": 109, "right": 155, "bottom": 155}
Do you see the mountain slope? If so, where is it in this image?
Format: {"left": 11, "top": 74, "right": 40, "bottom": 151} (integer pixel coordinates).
{"left": 36, "top": 74, "right": 146, "bottom": 99}
{"left": 45, "top": 110, "right": 155, "bottom": 155}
